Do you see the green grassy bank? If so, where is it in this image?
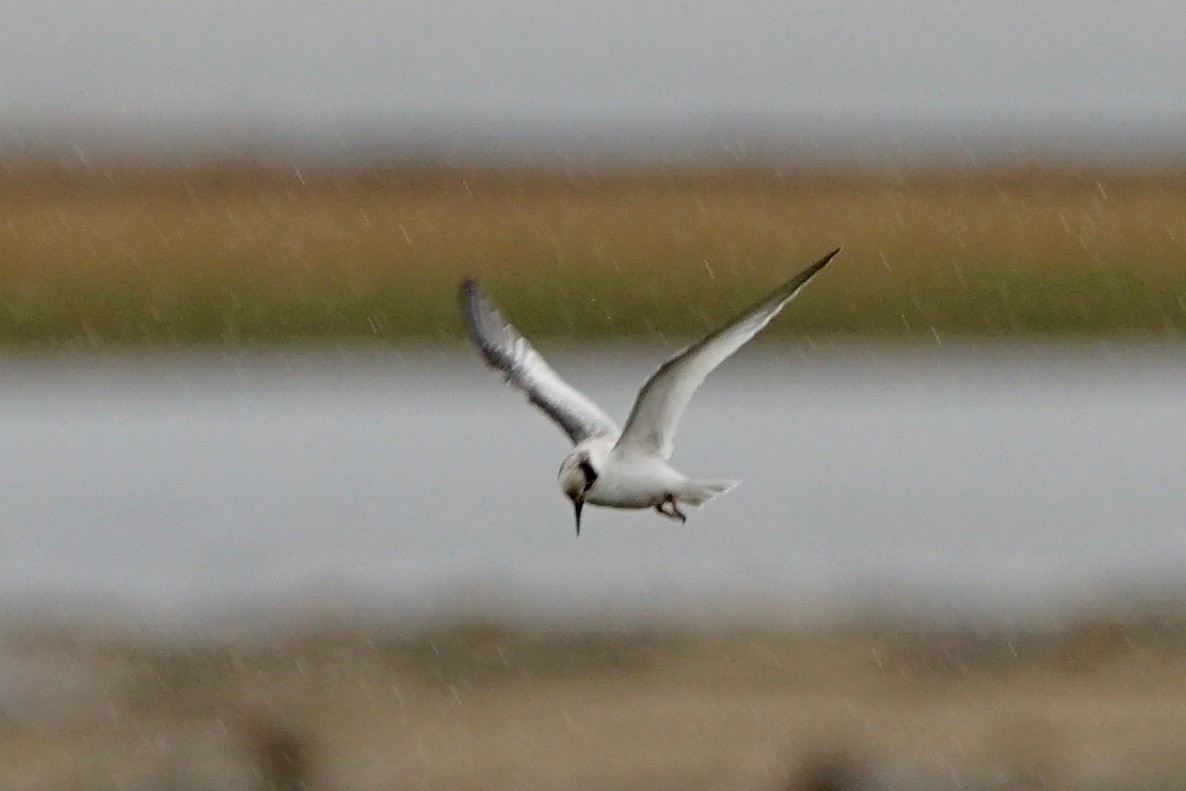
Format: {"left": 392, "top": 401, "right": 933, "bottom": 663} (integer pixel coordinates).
{"left": 1, "top": 164, "right": 1185, "bottom": 346}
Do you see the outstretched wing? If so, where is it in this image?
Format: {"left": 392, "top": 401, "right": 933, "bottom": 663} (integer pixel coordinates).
{"left": 459, "top": 278, "right": 620, "bottom": 446}
{"left": 614, "top": 248, "right": 839, "bottom": 459}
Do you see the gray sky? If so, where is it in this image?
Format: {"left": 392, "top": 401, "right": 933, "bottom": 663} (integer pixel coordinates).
{"left": 2, "top": 2, "right": 1183, "bottom": 160}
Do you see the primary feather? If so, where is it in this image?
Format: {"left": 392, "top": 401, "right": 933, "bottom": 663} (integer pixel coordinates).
{"left": 614, "top": 248, "right": 840, "bottom": 459}
{"left": 459, "top": 278, "right": 620, "bottom": 445}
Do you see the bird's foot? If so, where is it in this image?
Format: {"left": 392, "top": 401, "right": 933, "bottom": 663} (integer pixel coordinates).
{"left": 655, "top": 497, "right": 687, "bottom": 524}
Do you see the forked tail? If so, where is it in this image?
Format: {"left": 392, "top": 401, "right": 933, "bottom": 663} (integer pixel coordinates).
{"left": 679, "top": 478, "right": 741, "bottom": 507}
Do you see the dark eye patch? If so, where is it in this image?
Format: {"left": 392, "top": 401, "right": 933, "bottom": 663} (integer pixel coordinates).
{"left": 578, "top": 458, "right": 598, "bottom": 491}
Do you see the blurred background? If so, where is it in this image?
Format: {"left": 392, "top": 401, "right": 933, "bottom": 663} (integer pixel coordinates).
{"left": 3, "top": 2, "right": 1186, "bottom": 789}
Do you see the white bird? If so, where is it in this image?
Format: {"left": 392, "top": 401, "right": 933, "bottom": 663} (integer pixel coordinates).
{"left": 459, "top": 248, "right": 839, "bottom": 535}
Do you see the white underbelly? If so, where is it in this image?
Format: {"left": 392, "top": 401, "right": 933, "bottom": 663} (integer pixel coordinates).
{"left": 585, "top": 458, "right": 686, "bottom": 509}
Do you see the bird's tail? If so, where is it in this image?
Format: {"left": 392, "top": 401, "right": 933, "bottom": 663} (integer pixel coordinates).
{"left": 679, "top": 478, "right": 741, "bottom": 507}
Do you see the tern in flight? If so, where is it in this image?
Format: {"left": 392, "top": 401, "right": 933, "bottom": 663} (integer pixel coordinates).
{"left": 459, "top": 248, "right": 839, "bottom": 535}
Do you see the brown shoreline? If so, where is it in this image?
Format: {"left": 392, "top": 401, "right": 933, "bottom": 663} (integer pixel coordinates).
{"left": 3, "top": 603, "right": 1186, "bottom": 789}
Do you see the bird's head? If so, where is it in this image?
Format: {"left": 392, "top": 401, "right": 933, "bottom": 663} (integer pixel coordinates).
{"left": 558, "top": 451, "right": 598, "bottom": 536}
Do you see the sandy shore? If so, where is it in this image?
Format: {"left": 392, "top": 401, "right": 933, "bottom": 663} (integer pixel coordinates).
{"left": 3, "top": 601, "right": 1186, "bottom": 790}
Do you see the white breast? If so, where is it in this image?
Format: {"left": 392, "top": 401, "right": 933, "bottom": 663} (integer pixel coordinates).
{"left": 585, "top": 452, "right": 687, "bottom": 509}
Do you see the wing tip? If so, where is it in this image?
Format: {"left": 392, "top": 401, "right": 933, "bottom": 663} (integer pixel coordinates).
{"left": 458, "top": 276, "right": 493, "bottom": 346}
{"left": 815, "top": 246, "right": 842, "bottom": 270}
{"left": 458, "top": 276, "right": 479, "bottom": 302}
{"left": 457, "top": 276, "right": 517, "bottom": 374}
{"left": 790, "top": 247, "right": 842, "bottom": 289}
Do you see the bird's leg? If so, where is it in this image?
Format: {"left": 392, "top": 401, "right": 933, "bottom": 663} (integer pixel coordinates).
{"left": 655, "top": 496, "right": 687, "bottom": 524}
{"left": 669, "top": 498, "right": 687, "bottom": 524}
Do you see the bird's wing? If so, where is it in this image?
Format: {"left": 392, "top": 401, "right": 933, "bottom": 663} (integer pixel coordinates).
{"left": 459, "top": 278, "right": 620, "bottom": 446}
{"left": 614, "top": 248, "right": 839, "bottom": 459}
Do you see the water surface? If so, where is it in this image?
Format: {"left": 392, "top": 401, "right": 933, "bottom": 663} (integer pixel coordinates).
{"left": 2, "top": 342, "right": 1184, "bottom": 625}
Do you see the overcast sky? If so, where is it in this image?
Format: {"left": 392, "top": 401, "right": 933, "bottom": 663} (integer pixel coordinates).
{"left": 2, "top": 2, "right": 1183, "bottom": 160}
